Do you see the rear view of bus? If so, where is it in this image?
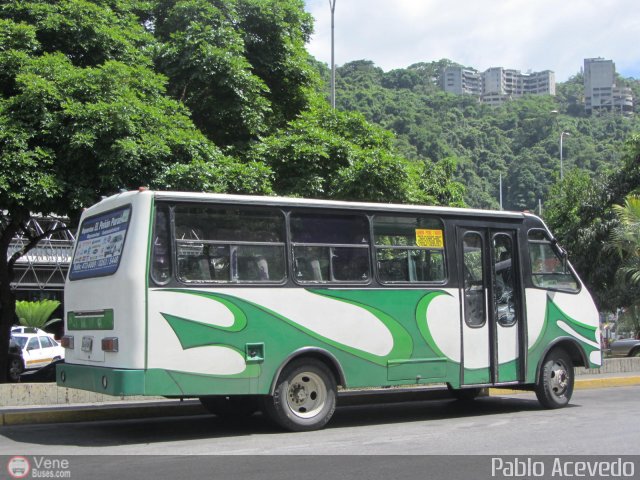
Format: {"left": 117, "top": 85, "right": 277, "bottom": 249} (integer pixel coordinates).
{"left": 58, "top": 191, "right": 151, "bottom": 394}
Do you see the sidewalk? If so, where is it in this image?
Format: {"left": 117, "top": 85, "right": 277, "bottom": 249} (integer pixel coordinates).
{"left": 2, "top": 372, "right": 639, "bottom": 427}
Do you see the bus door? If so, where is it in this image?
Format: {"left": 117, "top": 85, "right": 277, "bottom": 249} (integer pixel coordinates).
{"left": 458, "top": 227, "right": 523, "bottom": 386}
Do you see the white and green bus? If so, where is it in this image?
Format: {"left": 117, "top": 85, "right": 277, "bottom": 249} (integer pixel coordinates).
{"left": 58, "top": 190, "right": 601, "bottom": 431}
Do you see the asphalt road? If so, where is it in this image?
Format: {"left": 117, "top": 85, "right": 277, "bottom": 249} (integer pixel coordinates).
{"left": 1, "top": 387, "right": 638, "bottom": 479}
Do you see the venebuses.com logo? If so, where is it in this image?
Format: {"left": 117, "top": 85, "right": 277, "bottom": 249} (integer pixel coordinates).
{"left": 6, "top": 456, "right": 30, "bottom": 479}
{"left": 6, "top": 456, "right": 71, "bottom": 478}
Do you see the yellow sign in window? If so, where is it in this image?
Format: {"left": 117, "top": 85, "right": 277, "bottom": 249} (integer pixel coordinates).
{"left": 415, "top": 229, "right": 444, "bottom": 248}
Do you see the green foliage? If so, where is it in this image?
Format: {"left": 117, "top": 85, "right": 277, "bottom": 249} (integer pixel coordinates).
{"left": 609, "top": 195, "right": 640, "bottom": 287}
{"left": 152, "top": 0, "right": 271, "bottom": 147}
{"left": 15, "top": 299, "right": 61, "bottom": 328}
{"left": 151, "top": 0, "right": 316, "bottom": 149}
{"left": 617, "top": 305, "right": 640, "bottom": 338}
{"left": 1, "top": 52, "right": 228, "bottom": 215}
{"left": 1, "top": 0, "right": 154, "bottom": 68}
{"left": 544, "top": 134, "right": 640, "bottom": 310}
{"left": 328, "top": 59, "right": 640, "bottom": 211}
{"left": 152, "top": 157, "right": 273, "bottom": 195}
{"left": 249, "top": 101, "right": 466, "bottom": 205}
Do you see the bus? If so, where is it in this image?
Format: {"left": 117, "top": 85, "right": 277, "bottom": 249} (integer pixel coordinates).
{"left": 57, "top": 189, "right": 601, "bottom": 431}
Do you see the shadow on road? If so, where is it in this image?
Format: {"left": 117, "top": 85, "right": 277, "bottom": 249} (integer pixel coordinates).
{"left": 0, "top": 393, "right": 563, "bottom": 448}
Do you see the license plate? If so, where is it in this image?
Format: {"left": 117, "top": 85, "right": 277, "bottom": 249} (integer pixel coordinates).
{"left": 81, "top": 336, "right": 93, "bottom": 353}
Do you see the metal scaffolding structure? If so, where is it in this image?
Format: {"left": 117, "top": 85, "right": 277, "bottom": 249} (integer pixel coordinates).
{"left": 8, "top": 217, "right": 75, "bottom": 291}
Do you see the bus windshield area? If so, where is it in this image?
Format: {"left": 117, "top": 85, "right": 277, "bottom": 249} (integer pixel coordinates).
{"left": 528, "top": 229, "right": 579, "bottom": 292}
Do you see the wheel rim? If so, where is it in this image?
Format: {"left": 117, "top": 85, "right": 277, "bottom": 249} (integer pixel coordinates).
{"left": 549, "top": 359, "right": 570, "bottom": 397}
{"left": 285, "top": 371, "right": 327, "bottom": 419}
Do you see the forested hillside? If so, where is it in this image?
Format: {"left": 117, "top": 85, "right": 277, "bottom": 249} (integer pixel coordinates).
{"left": 323, "top": 59, "right": 640, "bottom": 211}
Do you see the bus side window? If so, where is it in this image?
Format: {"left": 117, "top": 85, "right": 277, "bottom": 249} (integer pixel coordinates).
{"left": 290, "top": 213, "right": 370, "bottom": 283}
{"left": 373, "top": 215, "right": 446, "bottom": 284}
{"left": 151, "top": 206, "right": 171, "bottom": 284}
{"left": 493, "top": 234, "right": 516, "bottom": 327}
{"left": 463, "top": 232, "right": 486, "bottom": 327}
{"left": 173, "top": 206, "right": 286, "bottom": 284}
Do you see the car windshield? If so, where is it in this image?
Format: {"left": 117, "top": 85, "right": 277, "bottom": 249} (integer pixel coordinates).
{"left": 12, "top": 336, "right": 27, "bottom": 348}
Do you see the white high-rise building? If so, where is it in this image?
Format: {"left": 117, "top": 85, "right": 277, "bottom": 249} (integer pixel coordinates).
{"left": 481, "top": 68, "right": 555, "bottom": 105}
{"left": 442, "top": 66, "right": 555, "bottom": 105}
{"left": 442, "top": 67, "right": 482, "bottom": 96}
{"left": 584, "top": 58, "right": 633, "bottom": 114}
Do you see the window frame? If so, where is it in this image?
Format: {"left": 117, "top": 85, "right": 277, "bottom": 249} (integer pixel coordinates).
{"left": 69, "top": 204, "right": 133, "bottom": 281}
{"left": 462, "top": 230, "right": 487, "bottom": 328}
{"left": 289, "top": 210, "right": 372, "bottom": 285}
{"left": 527, "top": 228, "right": 581, "bottom": 294}
{"left": 492, "top": 232, "right": 518, "bottom": 328}
{"left": 372, "top": 214, "right": 448, "bottom": 286}
{"left": 171, "top": 204, "right": 288, "bottom": 286}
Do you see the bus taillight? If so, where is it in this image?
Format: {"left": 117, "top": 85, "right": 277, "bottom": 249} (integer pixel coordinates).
{"left": 61, "top": 335, "right": 74, "bottom": 349}
{"left": 101, "top": 337, "right": 119, "bottom": 352}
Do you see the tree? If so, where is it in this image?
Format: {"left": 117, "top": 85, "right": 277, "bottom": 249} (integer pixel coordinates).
{"left": 250, "top": 101, "right": 465, "bottom": 205}
{"left": 544, "top": 134, "right": 640, "bottom": 310}
{"left": 152, "top": 0, "right": 271, "bottom": 147}
{"left": 15, "top": 300, "right": 61, "bottom": 329}
{"left": 0, "top": 0, "right": 265, "bottom": 382}
{"left": 151, "top": 0, "right": 317, "bottom": 149}
{"left": 609, "top": 195, "right": 640, "bottom": 287}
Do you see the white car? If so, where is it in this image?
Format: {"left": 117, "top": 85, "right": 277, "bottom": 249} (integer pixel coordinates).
{"left": 11, "top": 326, "right": 52, "bottom": 336}
{"left": 11, "top": 332, "right": 65, "bottom": 370}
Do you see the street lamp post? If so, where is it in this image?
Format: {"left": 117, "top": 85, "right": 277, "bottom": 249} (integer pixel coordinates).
{"left": 559, "top": 131, "right": 570, "bottom": 180}
{"left": 329, "top": 0, "right": 337, "bottom": 110}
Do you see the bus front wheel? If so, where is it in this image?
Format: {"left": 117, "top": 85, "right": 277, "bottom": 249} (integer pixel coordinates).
{"left": 535, "top": 348, "right": 574, "bottom": 409}
{"left": 263, "top": 359, "right": 337, "bottom": 432}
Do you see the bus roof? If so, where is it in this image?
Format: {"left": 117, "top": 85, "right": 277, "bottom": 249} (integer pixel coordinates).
{"left": 150, "top": 191, "right": 530, "bottom": 220}
{"left": 94, "top": 190, "right": 537, "bottom": 221}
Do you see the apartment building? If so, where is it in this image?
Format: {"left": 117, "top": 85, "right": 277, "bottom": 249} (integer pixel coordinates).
{"left": 584, "top": 58, "right": 633, "bottom": 114}
{"left": 441, "top": 67, "right": 482, "bottom": 96}
{"left": 442, "top": 66, "right": 555, "bottom": 105}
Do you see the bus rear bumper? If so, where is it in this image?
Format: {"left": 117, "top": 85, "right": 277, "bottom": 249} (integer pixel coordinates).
{"left": 57, "top": 363, "right": 147, "bottom": 396}
{"left": 56, "top": 363, "right": 256, "bottom": 397}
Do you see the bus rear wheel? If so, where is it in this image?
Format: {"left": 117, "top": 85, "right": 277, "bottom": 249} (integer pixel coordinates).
{"left": 535, "top": 348, "right": 574, "bottom": 409}
{"left": 263, "top": 359, "right": 337, "bottom": 432}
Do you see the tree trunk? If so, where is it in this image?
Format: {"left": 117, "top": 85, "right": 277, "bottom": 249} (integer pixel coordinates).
{"left": 0, "top": 217, "right": 21, "bottom": 383}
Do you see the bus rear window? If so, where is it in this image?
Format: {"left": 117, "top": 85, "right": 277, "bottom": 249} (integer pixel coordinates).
{"left": 69, "top": 205, "right": 132, "bottom": 280}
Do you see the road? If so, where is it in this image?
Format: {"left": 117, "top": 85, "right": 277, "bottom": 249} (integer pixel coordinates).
{"left": 0, "top": 387, "right": 638, "bottom": 479}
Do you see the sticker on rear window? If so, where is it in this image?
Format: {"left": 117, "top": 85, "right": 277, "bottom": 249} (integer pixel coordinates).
{"left": 69, "top": 205, "right": 132, "bottom": 280}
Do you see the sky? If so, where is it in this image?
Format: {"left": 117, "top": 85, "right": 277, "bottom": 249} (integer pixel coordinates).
{"left": 304, "top": 0, "right": 640, "bottom": 81}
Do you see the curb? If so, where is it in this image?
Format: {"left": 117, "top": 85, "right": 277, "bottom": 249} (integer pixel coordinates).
{"left": 488, "top": 375, "right": 640, "bottom": 396}
{"left": 0, "top": 400, "right": 205, "bottom": 427}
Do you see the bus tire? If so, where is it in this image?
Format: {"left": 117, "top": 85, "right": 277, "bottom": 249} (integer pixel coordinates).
{"left": 200, "top": 395, "right": 259, "bottom": 418}
{"left": 535, "top": 348, "right": 574, "bottom": 409}
{"left": 264, "top": 359, "right": 336, "bottom": 432}
{"left": 8, "top": 357, "right": 23, "bottom": 382}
